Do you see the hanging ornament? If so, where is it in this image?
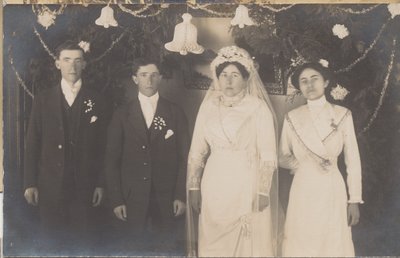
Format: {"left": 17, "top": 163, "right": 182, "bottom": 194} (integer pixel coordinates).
{"left": 95, "top": 5, "right": 118, "bottom": 28}
{"left": 330, "top": 84, "right": 349, "bottom": 101}
{"left": 387, "top": 3, "right": 400, "bottom": 19}
{"left": 37, "top": 9, "right": 56, "bottom": 30}
{"left": 230, "top": 5, "right": 255, "bottom": 28}
{"left": 164, "top": 13, "right": 204, "bottom": 55}
{"left": 332, "top": 24, "right": 349, "bottom": 39}
{"left": 33, "top": 5, "right": 65, "bottom": 30}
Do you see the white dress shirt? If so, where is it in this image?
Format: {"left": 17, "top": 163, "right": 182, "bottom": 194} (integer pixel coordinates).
{"left": 138, "top": 91, "right": 159, "bottom": 128}
{"left": 61, "top": 78, "right": 82, "bottom": 107}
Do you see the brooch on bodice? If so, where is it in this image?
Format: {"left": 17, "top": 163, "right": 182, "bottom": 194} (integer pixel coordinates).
{"left": 330, "top": 119, "right": 338, "bottom": 130}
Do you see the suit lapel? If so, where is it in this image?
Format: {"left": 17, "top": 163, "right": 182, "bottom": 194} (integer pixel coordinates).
{"left": 77, "top": 86, "right": 89, "bottom": 134}
{"left": 46, "top": 85, "right": 63, "bottom": 127}
{"left": 128, "top": 96, "right": 149, "bottom": 143}
{"left": 150, "top": 97, "right": 170, "bottom": 143}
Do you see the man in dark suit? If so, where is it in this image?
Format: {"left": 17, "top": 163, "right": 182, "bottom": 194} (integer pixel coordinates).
{"left": 105, "top": 58, "right": 189, "bottom": 253}
{"left": 23, "top": 40, "right": 106, "bottom": 251}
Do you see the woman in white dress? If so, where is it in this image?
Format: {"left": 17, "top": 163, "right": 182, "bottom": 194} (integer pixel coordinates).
{"left": 186, "top": 46, "right": 280, "bottom": 257}
{"left": 279, "top": 62, "right": 363, "bottom": 257}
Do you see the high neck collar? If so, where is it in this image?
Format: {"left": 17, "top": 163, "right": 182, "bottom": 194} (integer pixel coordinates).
{"left": 307, "top": 95, "right": 327, "bottom": 107}
{"left": 220, "top": 90, "right": 246, "bottom": 107}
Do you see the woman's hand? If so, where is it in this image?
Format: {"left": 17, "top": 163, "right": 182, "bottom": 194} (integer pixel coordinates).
{"left": 258, "top": 195, "right": 270, "bottom": 211}
{"left": 347, "top": 203, "right": 360, "bottom": 226}
{"left": 189, "top": 190, "right": 202, "bottom": 213}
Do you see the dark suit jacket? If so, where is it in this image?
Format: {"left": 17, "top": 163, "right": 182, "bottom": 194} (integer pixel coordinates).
{"left": 105, "top": 94, "right": 189, "bottom": 227}
{"left": 24, "top": 84, "right": 106, "bottom": 206}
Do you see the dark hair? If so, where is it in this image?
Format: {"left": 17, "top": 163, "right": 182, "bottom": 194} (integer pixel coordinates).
{"left": 55, "top": 40, "right": 84, "bottom": 59}
{"left": 215, "top": 61, "right": 250, "bottom": 80}
{"left": 291, "top": 62, "right": 333, "bottom": 90}
{"left": 131, "top": 58, "right": 161, "bottom": 76}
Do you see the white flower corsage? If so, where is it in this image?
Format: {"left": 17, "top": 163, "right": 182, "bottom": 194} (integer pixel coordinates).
{"left": 78, "top": 41, "right": 90, "bottom": 53}
{"left": 84, "top": 99, "right": 95, "bottom": 113}
{"left": 330, "top": 84, "right": 349, "bottom": 100}
{"left": 165, "top": 129, "right": 174, "bottom": 139}
{"left": 153, "top": 116, "right": 166, "bottom": 130}
{"left": 332, "top": 24, "right": 349, "bottom": 39}
{"left": 90, "top": 116, "right": 98, "bottom": 123}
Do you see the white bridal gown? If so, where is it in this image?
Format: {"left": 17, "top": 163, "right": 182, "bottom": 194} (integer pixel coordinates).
{"left": 279, "top": 96, "right": 363, "bottom": 257}
{"left": 188, "top": 94, "right": 277, "bottom": 257}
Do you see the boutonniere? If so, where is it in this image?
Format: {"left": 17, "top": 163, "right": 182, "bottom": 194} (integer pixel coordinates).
{"left": 90, "top": 116, "right": 98, "bottom": 123}
{"left": 84, "top": 99, "right": 95, "bottom": 114}
{"left": 153, "top": 116, "right": 166, "bottom": 130}
{"left": 165, "top": 129, "right": 174, "bottom": 139}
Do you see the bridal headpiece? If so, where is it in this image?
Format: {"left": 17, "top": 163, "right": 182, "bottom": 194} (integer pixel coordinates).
{"left": 210, "top": 46, "right": 255, "bottom": 74}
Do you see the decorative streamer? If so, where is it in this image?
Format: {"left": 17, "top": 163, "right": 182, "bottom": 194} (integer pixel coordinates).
{"left": 8, "top": 47, "right": 35, "bottom": 99}
{"left": 336, "top": 4, "right": 380, "bottom": 15}
{"left": 32, "top": 4, "right": 66, "bottom": 16}
{"left": 360, "top": 37, "right": 396, "bottom": 134}
{"left": 334, "top": 20, "right": 388, "bottom": 74}
{"left": 118, "top": 4, "right": 162, "bottom": 18}
{"left": 33, "top": 26, "right": 57, "bottom": 60}
{"left": 33, "top": 26, "right": 126, "bottom": 63}
{"left": 187, "top": 3, "right": 233, "bottom": 17}
{"left": 259, "top": 4, "right": 296, "bottom": 13}
{"left": 89, "top": 30, "right": 127, "bottom": 63}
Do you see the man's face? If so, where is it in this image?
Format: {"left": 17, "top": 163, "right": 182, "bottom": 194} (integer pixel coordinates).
{"left": 132, "top": 64, "right": 162, "bottom": 97}
{"left": 55, "top": 49, "right": 86, "bottom": 84}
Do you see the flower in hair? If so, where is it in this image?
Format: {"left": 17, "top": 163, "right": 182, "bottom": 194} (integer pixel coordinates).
{"left": 78, "top": 41, "right": 90, "bottom": 53}
{"left": 330, "top": 84, "right": 349, "bottom": 100}
{"left": 332, "top": 24, "right": 349, "bottom": 39}
{"left": 319, "top": 59, "right": 329, "bottom": 68}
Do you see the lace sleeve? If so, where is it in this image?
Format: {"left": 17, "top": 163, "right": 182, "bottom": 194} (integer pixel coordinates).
{"left": 256, "top": 104, "right": 277, "bottom": 196}
{"left": 258, "top": 161, "right": 276, "bottom": 196}
{"left": 187, "top": 104, "right": 211, "bottom": 191}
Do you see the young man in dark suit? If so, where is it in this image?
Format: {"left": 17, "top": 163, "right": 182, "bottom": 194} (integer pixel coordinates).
{"left": 105, "top": 58, "right": 189, "bottom": 253}
{"left": 23, "top": 40, "right": 106, "bottom": 251}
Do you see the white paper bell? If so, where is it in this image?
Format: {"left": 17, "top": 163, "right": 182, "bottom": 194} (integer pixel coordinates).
{"left": 95, "top": 5, "right": 118, "bottom": 29}
{"left": 165, "top": 13, "right": 204, "bottom": 55}
{"left": 231, "top": 5, "right": 254, "bottom": 29}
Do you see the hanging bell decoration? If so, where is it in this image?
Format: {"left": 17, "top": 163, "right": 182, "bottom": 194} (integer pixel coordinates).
{"left": 231, "top": 5, "right": 255, "bottom": 28}
{"left": 95, "top": 5, "right": 118, "bottom": 28}
{"left": 165, "top": 13, "right": 204, "bottom": 55}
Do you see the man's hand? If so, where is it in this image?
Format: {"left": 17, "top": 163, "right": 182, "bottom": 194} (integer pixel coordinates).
{"left": 173, "top": 200, "right": 186, "bottom": 217}
{"left": 114, "top": 205, "right": 127, "bottom": 221}
{"left": 348, "top": 203, "right": 360, "bottom": 226}
{"left": 92, "top": 187, "right": 104, "bottom": 207}
{"left": 24, "top": 187, "right": 39, "bottom": 206}
{"left": 189, "top": 190, "right": 201, "bottom": 214}
{"left": 258, "top": 195, "right": 270, "bottom": 211}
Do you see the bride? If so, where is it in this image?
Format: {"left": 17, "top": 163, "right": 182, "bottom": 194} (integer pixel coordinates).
{"left": 186, "top": 46, "right": 280, "bottom": 257}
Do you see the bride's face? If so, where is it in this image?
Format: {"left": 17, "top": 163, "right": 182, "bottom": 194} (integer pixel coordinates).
{"left": 218, "top": 64, "right": 247, "bottom": 97}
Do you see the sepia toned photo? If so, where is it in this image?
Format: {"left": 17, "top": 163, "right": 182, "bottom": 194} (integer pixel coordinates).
{"left": 2, "top": 2, "right": 400, "bottom": 257}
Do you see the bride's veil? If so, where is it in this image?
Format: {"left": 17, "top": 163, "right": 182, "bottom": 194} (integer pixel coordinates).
{"left": 186, "top": 46, "right": 284, "bottom": 256}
